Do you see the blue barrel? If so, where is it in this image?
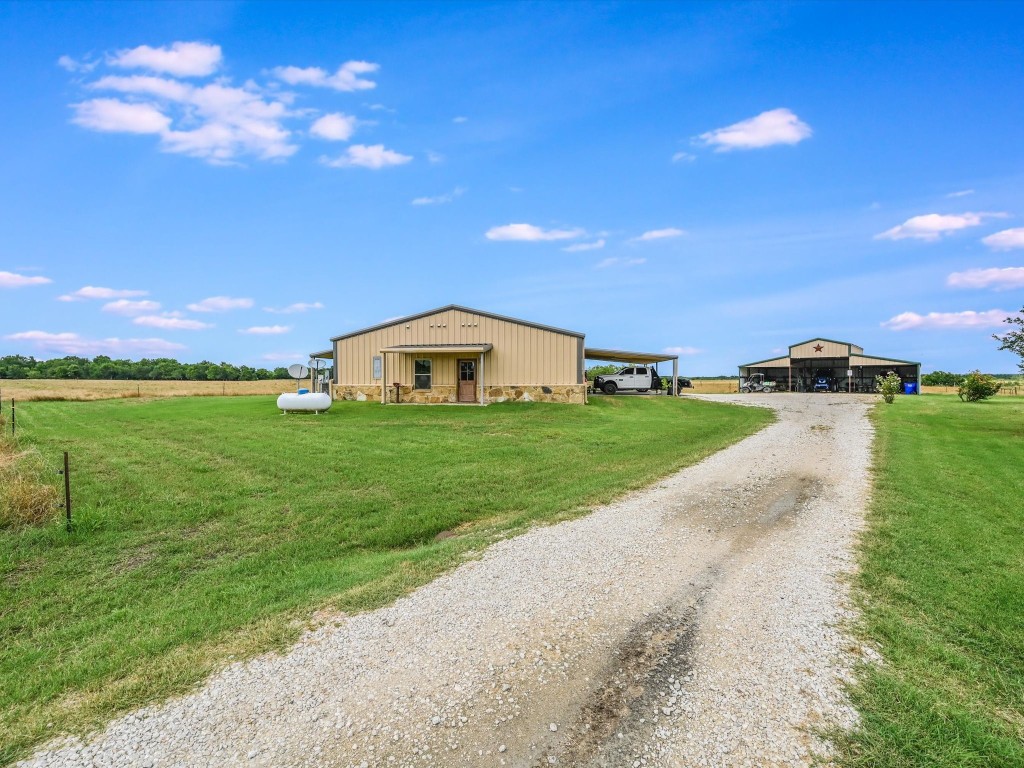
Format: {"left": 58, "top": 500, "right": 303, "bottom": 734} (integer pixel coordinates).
{"left": 903, "top": 382, "right": 918, "bottom": 395}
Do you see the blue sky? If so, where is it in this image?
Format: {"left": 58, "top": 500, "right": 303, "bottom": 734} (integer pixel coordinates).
{"left": 1, "top": 1, "right": 1023, "bottom": 375}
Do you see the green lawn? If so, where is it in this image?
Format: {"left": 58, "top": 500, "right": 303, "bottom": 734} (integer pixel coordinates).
{"left": 837, "top": 395, "right": 1024, "bottom": 767}
{"left": 0, "top": 395, "right": 770, "bottom": 763}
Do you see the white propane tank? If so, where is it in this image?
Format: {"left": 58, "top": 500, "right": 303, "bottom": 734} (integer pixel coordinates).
{"left": 277, "top": 392, "right": 332, "bottom": 414}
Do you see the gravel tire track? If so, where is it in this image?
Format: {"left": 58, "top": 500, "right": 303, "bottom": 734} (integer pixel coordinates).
{"left": 18, "top": 394, "right": 875, "bottom": 768}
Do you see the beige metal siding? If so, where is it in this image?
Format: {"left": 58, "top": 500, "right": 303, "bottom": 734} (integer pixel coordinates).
{"left": 790, "top": 339, "right": 849, "bottom": 358}
{"left": 335, "top": 308, "right": 579, "bottom": 387}
{"left": 743, "top": 356, "right": 790, "bottom": 369}
{"left": 850, "top": 355, "right": 916, "bottom": 367}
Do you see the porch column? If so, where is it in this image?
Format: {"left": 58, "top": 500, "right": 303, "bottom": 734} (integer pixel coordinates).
{"left": 672, "top": 358, "right": 679, "bottom": 395}
{"left": 479, "top": 351, "right": 485, "bottom": 405}
{"left": 381, "top": 351, "right": 387, "bottom": 404}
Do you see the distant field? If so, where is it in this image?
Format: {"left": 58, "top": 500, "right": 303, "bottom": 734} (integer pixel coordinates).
{"left": 686, "top": 378, "right": 739, "bottom": 394}
{"left": 921, "top": 383, "right": 1022, "bottom": 396}
{"left": 0, "top": 395, "right": 771, "bottom": 764}
{"left": 0, "top": 379, "right": 292, "bottom": 401}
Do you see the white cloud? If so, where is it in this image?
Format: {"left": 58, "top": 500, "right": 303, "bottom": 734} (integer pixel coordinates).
{"left": 0, "top": 271, "right": 52, "bottom": 288}
{"left": 187, "top": 296, "right": 254, "bottom": 312}
{"left": 239, "top": 325, "right": 291, "bottom": 335}
{"left": 882, "top": 309, "right": 1015, "bottom": 331}
{"left": 309, "top": 112, "right": 357, "bottom": 141}
{"left": 4, "top": 330, "right": 185, "bottom": 356}
{"left": 485, "top": 223, "right": 585, "bottom": 242}
{"left": 562, "top": 239, "right": 606, "bottom": 253}
{"left": 426, "top": 150, "right": 445, "bottom": 164}
{"left": 90, "top": 74, "right": 193, "bottom": 101}
{"left": 271, "top": 61, "right": 379, "bottom": 91}
{"left": 160, "top": 83, "right": 296, "bottom": 162}
{"left": 947, "top": 267, "right": 1024, "bottom": 291}
{"left": 58, "top": 285, "right": 148, "bottom": 301}
{"left": 71, "top": 98, "right": 171, "bottom": 134}
{"left": 633, "top": 228, "right": 685, "bottom": 242}
{"left": 596, "top": 257, "right": 646, "bottom": 269}
{"left": 875, "top": 212, "right": 1005, "bottom": 242}
{"left": 75, "top": 66, "right": 298, "bottom": 163}
{"left": 946, "top": 189, "right": 975, "bottom": 198}
{"left": 663, "top": 346, "right": 701, "bottom": 355}
{"left": 102, "top": 299, "right": 161, "bottom": 315}
{"left": 133, "top": 314, "right": 213, "bottom": 330}
{"left": 982, "top": 227, "right": 1024, "bottom": 251}
{"left": 264, "top": 302, "right": 324, "bottom": 314}
{"left": 109, "top": 41, "right": 222, "bottom": 77}
{"left": 697, "top": 108, "right": 812, "bottom": 151}
{"left": 671, "top": 151, "right": 695, "bottom": 163}
{"left": 453, "top": 116, "right": 468, "bottom": 123}
{"left": 411, "top": 187, "right": 465, "bottom": 206}
{"left": 320, "top": 144, "right": 412, "bottom": 169}
{"left": 57, "top": 54, "right": 98, "bottom": 73}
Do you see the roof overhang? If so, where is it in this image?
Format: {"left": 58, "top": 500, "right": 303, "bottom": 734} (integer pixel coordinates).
{"left": 585, "top": 347, "right": 678, "bottom": 364}
{"left": 310, "top": 349, "right": 333, "bottom": 359}
{"left": 381, "top": 343, "right": 494, "bottom": 354}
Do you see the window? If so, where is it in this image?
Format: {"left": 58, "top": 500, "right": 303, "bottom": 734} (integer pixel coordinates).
{"left": 622, "top": 368, "right": 634, "bottom": 375}
{"left": 414, "top": 358, "right": 432, "bottom": 390}
{"left": 372, "top": 355, "right": 382, "bottom": 380}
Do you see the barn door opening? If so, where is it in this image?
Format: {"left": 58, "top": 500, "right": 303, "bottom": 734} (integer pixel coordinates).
{"left": 458, "top": 359, "right": 476, "bottom": 403}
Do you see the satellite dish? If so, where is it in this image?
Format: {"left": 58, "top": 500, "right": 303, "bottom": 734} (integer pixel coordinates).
{"left": 309, "top": 358, "right": 326, "bottom": 371}
{"left": 288, "top": 363, "right": 310, "bottom": 379}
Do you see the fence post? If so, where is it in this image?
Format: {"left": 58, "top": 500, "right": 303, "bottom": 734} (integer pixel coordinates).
{"left": 10, "top": 398, "right": 14, "bottom": 436}
{"left": 62, "top": 451, "right": 72, "bottom": 532}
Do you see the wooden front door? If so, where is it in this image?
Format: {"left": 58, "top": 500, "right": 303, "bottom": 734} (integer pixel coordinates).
{"left": 458, "top": 359, "right": 476, "bottom": 403}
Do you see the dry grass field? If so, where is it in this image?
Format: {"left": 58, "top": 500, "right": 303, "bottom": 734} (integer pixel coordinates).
{"left": 0, "top": 379, "right": 292, "bottom": 402}
{"left": 921, "top": 384, "right": 1022, "bottom": 396}
{"left": 5, "top": 378, "right": 1018, "bottom": 402}
{"left": 687, "top": 378, "right": 740, "bottom": 394}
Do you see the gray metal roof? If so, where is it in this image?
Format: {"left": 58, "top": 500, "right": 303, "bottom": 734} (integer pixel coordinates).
{"left": 585, "top": 347, "right": 679, "bottom": 364}
{"left": 330, "top": 304, "right": 585, "bottom": 342}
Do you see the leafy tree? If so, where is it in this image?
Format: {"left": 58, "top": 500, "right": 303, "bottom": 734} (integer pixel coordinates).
{"left": 586, "top": 364, "right": 620, "bottom": 379}
{"left": 921, "top": 370, "right": 964, "bottom": 386}
{"left": 0, "top": 355, "right": 291, "bottom": 380}
{"left": 957, "top": 370, "right": 1002, "bottom": 402}
{"left": 994, "top": 308, "right": 1024, "bottom": 373}
{"left": 875, "top": 371, "right": 902, "bottom": 404}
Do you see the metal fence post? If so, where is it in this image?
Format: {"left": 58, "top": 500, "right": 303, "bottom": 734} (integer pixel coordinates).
{"left": 62, "top": 451, "right": 72, "bottom": 532}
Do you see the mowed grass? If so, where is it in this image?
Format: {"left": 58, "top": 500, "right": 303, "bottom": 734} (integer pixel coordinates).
{"left": 837, "top": 395, "right": 1024, "bottom": 767}
{"left": 0, "top": 395, "right": 770, "bottom": 763}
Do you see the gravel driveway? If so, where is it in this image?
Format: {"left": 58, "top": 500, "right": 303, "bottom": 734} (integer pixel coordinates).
{"left": 20, "top": 394, "right": 875, "bottom": 768}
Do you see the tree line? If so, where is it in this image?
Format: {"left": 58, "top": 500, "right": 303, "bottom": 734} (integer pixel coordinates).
{"left": 0, "top": 355, "right": 298, "bottom": 381}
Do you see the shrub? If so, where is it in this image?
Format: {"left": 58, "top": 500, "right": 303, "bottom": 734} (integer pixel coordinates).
{"left": 875, "top": 371, "right": 903, "bottom": 404}
{"left": 957, "top": 370, "right": 1002, "bottom": 402}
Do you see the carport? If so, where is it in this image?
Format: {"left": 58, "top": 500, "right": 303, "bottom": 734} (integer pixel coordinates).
{"left": 585, "top": 347, "right": 680, "bottom": 395}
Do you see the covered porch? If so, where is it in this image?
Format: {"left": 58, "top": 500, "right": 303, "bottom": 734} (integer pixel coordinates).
{"left": 379, "top": 343, "right": 493, "bottom": 404}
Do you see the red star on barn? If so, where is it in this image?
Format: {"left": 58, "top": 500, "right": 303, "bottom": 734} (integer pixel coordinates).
{"left": 813, "top": 344, "right": 824, "bottom": 352}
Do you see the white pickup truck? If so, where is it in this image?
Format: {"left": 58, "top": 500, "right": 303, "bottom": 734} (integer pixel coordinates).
{"left": 591, "top": 366, "right": 660, "bottom": 395}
